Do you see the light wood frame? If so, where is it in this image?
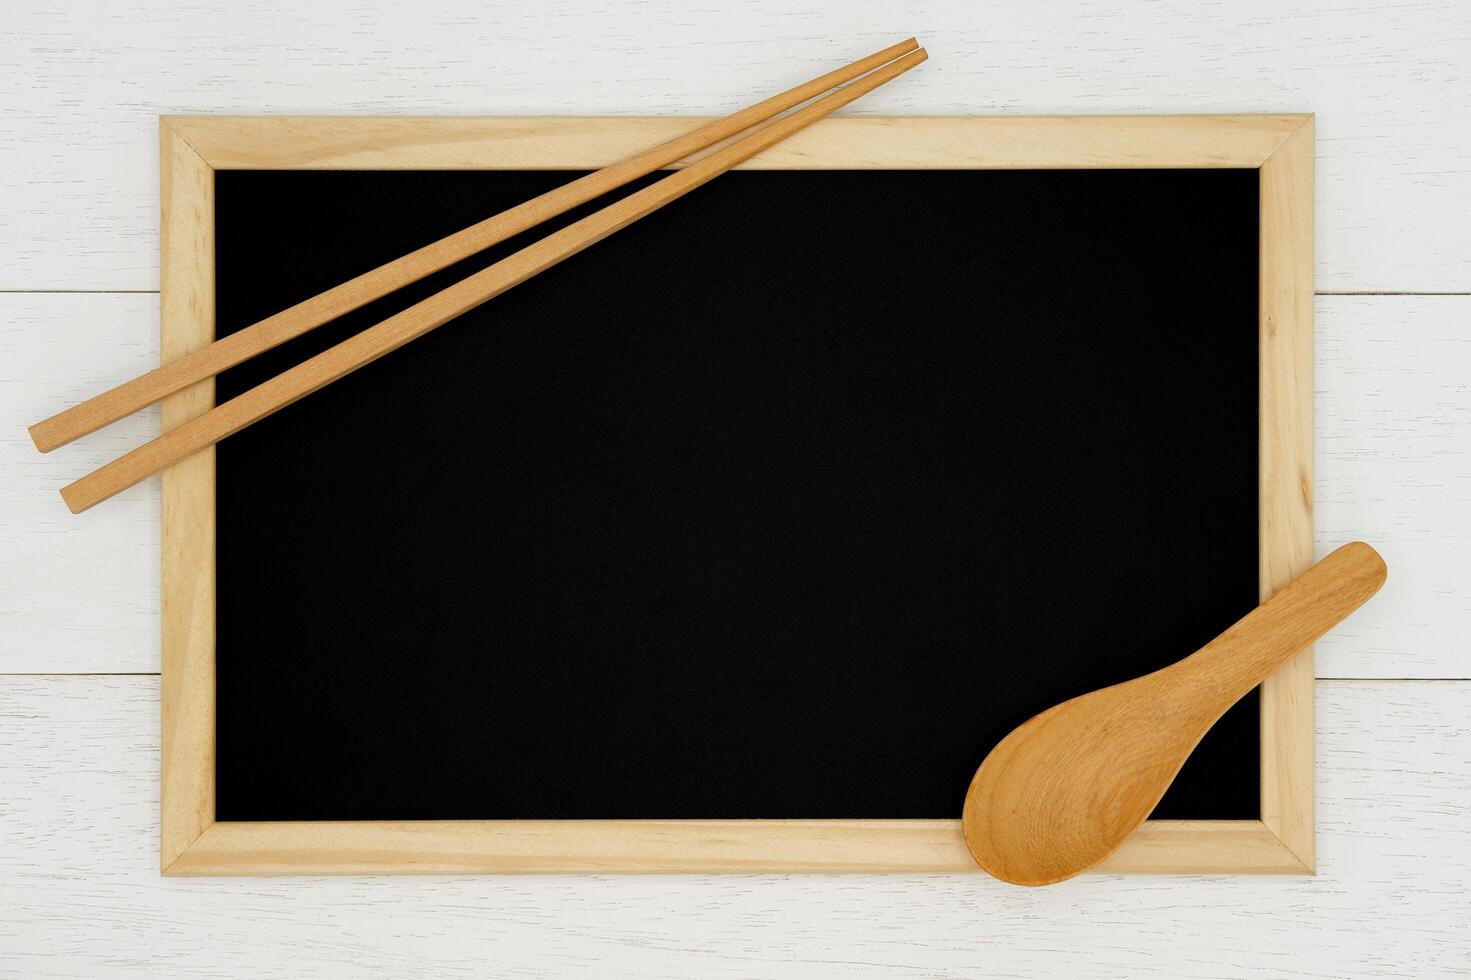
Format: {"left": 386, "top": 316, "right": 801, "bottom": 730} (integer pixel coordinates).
{"left": 158, "top": 114, "right": 1315, "bottom": 875}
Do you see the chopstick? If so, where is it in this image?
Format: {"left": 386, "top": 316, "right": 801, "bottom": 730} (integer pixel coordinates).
{"left": 59, "top": 46, "right": 927, "bottom": 513}
{"left": 28, "top": 38, "right": 921, "bottom": 455}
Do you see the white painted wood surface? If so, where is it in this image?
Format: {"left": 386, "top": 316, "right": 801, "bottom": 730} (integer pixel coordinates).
{"left": 1, "top": 677, "right": 1466, "bottom": 977}
{"left": 2, "top": 0, "right": 1469, "bottom": 292}
{"left": 3, "top": 1, "right": 1469, "bottom": 974}
{"left": 1316, "top": 296, "right": 1471, "bottom": 679}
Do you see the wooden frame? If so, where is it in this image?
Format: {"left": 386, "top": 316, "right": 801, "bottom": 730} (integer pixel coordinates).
{"left": 158, "top": 114, "right": 1315, "bottom": 875}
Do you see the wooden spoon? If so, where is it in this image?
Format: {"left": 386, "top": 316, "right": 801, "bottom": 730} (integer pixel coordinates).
{"left": 962, "top": 541, "right": 1387, "bottom": 886}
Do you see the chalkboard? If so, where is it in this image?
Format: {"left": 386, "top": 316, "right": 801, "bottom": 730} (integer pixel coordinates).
{"left": 210, "top": 166, "right": 1260, "bottom": 823}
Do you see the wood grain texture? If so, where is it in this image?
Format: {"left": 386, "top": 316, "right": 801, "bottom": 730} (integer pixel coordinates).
{"left": 165, "top": 113, "right": 1301, "bottom": 170}
{"left": 963, "top": 543, "right": 1384, "bottom": 886}
{"left": 162, "top": 819, "right": 1299, "bottom": 877}
{"left": 1257, "top": 117, "right": 1318, "bottom": 870}
{"left": 1314, "top": 296, "right": 1471, "bottom": 679}
{"left": 3, "top": 0, "right": 1469, "bottom": 292}
{"left": 0, "top": 294, "right": 161, "bottom": 671}
{"left": 2, "top": 676, "right": 1466, "bottom": 977}
{"left": 157, "top": 119, "right": 218, "bottom": 872}
{"left": 15, "top": 294, "right": 1463, "bottom": 678}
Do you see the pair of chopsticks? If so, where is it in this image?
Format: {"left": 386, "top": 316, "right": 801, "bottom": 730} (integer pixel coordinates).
{"left": 33, "top": 39, "right": 927, "bottom": 513}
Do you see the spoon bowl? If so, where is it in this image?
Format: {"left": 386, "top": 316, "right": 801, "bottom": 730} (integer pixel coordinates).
{"left": 962, "top": 541, "right": 1387, "bottom": 885}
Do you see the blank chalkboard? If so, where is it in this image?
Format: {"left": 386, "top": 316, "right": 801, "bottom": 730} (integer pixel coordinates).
{"left": 211, "top": 167, "right": 1259, "bottom": 823}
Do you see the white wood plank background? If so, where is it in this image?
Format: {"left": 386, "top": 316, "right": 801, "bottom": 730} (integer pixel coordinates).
{"left": 2, "top": 1, "right": 1469, "bottom": 975}
{"left": 2, "top": 0, "right": 1469, "bottom": 292}
{"left": 1, "top": 677, "right": 1467, "bottom": 977}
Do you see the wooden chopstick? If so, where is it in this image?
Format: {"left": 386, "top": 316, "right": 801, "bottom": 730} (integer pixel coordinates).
{"left": 28, "top": 38, "right": 921, "bottom": 455}
{"left": 60, "top": 47, "right": 927, "bottom": 513}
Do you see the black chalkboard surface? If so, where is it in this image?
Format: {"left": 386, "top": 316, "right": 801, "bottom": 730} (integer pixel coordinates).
{"left": 213, "top": 168, "right": 1259, "bottom": 822}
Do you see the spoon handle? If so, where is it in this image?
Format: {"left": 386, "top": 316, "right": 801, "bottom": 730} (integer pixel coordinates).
{"left": 1170, "top": 541, "right": 1386, "bottom": 706}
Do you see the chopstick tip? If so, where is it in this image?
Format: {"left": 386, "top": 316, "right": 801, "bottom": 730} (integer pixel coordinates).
{"left": 892, "top": 46, "right": 929, "bottom": 71}
{"left": 59, "top": 472, "right": 105, "bottom": 513}
{"left": 59, "top": 487, "right": 87, "bottom": 515}
{"left": 27, "top": 421, "right": 56, "bottom": 453}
